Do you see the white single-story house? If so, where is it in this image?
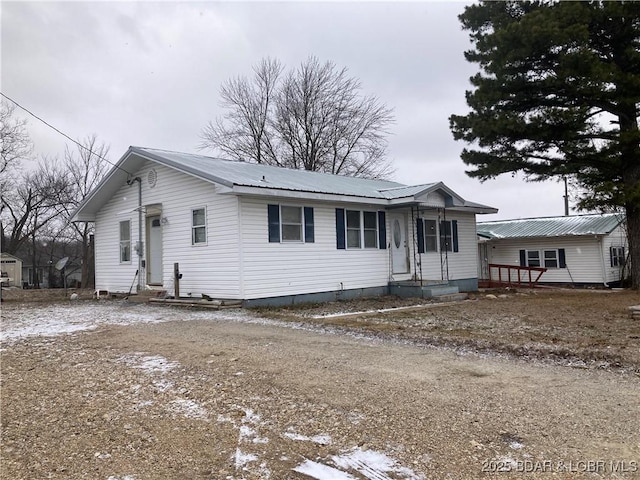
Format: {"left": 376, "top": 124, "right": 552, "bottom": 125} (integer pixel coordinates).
{"left": 1, "top": 252, "right": 23, "bottom": 288}
{"left": 72, "top": 147, "right": 497, "bottom": 305}
{"left": 477, "top": 213, "right": 628, "bottom": 287}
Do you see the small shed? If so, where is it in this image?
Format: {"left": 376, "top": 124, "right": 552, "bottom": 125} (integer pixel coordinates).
{"left": 1, "top": 253, "right": 23, "bottom": 288}
{"left": 477, "top": 213, "right": 628, "bottom": 287}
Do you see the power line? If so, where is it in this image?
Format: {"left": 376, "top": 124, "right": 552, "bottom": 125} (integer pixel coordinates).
{"left": 0, "top": 92, "right": 133, "bottom": 176}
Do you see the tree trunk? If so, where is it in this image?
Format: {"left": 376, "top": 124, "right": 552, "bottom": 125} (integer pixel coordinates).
{"left": 625, "top": 202, "right": 640, "bottom": 290}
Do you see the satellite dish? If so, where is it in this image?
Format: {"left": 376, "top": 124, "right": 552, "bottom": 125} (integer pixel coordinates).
{"left": 55, "top": 257, "right": 69, "bottom": 271}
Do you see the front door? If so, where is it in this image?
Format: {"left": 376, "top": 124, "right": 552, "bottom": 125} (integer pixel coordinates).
{"left": 391, "top": 213, "right": 409, "bottom": 274}
{"left": 146, "top": 215, "right": 163, "bottom": 285}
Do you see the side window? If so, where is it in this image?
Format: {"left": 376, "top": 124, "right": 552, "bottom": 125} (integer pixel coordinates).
{"left": 268, "top": 205, "right": 314, "bottom": 243}
{"left": 120, "top": 220, "right": 131, "bottom": 263}
{"left": 526, "top": 250, "right": 541, "bottom": 267}
{"left": 281, "top": 206, "right": 303, "bottom": 241}
{"left": 611, "top": 246, "right": 625, "bottom": 267}
{"left": 544, "top": 250, "right": 559, "bottom": 268}
{"left": 346, "top": 210, "right": 361, "bottom": 248}
{"left": 439, "top": 220, "right": 459, "bottom": 252}
{"left": 424, "top": 220, "right": 437, "bottom": 252}
{"left": 192, "top": 207, "right": 207, "bottom": 245}
{"left": 363, "top": 211, "right": 378, "bottom": 248}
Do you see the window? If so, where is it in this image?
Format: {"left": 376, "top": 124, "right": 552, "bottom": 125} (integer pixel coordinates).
{"left": 268, "top": 205, "right": 314, "bottom": 243}
{"left": 438, "top": 220, "right": 459, "bottom": 252}
{"left": 120, "top": 220, "right": 131, "bottom": 263}
{"left": 345, "top": 210, "right": 377, "bottom": 249}
{"left": 336, "top": 209, "right": 386, "bottom": 250}
{"left": 281, "top": 206, "right": 303, "bottom": 241}
{"left": 346, "top": 210, "right": 362, "bottom": 248}
{"left": 526, "top": 250, "right": 540, "bottom": 267}
{"left": 611, "top": 246, "right": 625, "bottom": 267}
{"left": 192, "top": 207, "right": 206, "bottom": 244}
{"left": 424, "top": 220, "right": 437, "bottom": 252}
{"left": 520, "top": 249, "right": 566, "bottom": 268}
{"left": 363, "top": 212, "right": 378, "bottom": 248}
{"left": 544, "top": 250, "right": 559, "bottom": 268}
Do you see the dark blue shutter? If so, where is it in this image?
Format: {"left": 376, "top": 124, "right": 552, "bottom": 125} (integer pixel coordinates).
{"left": 378, "top": 211, "right": 386, "bottom": 249}
{"left": 452, "top": 220, "right": 459, "bottom": 253}
{"left": 416, "top": 218, "right": 425, "bottom": 254}
{"left": 558, "top": 248, "right": 566, "bottom": 268}
{"left": 336, "top": 208, "right": 345, "bottom": 249}
{"left": 610, "top": 247, "right": 615, "bottom": 267}
{"left": 519, "top": 250, "right": 526, "bottom": 266}
{"left": 268, "top": 204, "right": 280, "bottom": 243}
{"left": 304, "top": 207, "right": 314, "bottom": 243}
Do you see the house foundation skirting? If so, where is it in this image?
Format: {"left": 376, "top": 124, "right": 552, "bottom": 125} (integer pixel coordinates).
{"left": 242, "top": 286, "right": 389, "bottom": 307}
{"left": 242, "top": 278, "right": 479, "bottom": 307}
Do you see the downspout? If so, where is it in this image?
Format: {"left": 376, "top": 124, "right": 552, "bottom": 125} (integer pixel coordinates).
{"left": 127, "top": 176, "right": 143, "bottom": 292}
{"left": 598, "top": 235, "right": 609, "bottom": 287}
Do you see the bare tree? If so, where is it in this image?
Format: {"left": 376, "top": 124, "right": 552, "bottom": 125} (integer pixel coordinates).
{"left": 62, "top": 135, "right": 110, "bottom": 288}
{"left": 0, "top": 100, "right": 32, "bottom": 178}
{"left": 201, "top": 56, "right": 395, "bottom": 179}
{"left": 201, "top": 58, "right": 283, "bottom": 165}
{"left": 1, "top": 157, "right": 72, "bottom": 260}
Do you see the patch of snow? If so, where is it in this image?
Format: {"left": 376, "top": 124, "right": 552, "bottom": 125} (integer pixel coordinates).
{"left": 168, "top": 399, "right": 208, "bottom": 420}
{"left": 294, "top": 448, "right": 424, "bottom": 480}
{"left": 118, "top": 354, "right": 178, "bottom": 374}
{"left": 283, "top": 431, "right": 332, "bottom": 445}
{"left": 107, "top": 476, "right": 137, "bottom": 480}
{"left": 152, "top": 379, "right": 174, "bottom": 392}
{"left": 293, "top": 460, "right": 357, "bottom": 480}
{"left": 234, "top": 449, "right": 258, "bottom": 469}
{"left": 509, "top": 441, "right": 524, "bottom": 450}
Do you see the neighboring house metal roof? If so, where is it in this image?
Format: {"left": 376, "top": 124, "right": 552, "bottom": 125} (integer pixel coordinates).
{"left": 72, "top": 146, "right": 498, "bottom": 221}
{"left": 477, "top": 213, "right": 624, "bottom": 239}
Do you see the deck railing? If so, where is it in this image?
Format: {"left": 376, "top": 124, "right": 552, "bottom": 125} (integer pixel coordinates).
{"left": 484, "top": 263, "right": 547, "bottom": 288}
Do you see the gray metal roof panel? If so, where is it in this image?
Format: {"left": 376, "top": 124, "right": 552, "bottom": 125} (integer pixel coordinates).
{"left": 476, "top": 213, "right": 624, "bottom": 239}
{"left": 134, "top": 147, "right": 405, "bottom": 198}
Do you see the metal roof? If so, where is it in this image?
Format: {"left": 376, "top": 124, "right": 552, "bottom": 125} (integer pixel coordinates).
{"left": 135, "top": 147, "right": 405, "bottom": 199}
{"left": 477, "top": 213, "right": 624, "bottom": 239}
{"left": 72, "top": 146, "right": 498, "bottom": 221}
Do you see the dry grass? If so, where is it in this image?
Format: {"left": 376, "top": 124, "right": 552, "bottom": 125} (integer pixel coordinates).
{"left": 255, "top": 289, "right": 640, "bottom": 372}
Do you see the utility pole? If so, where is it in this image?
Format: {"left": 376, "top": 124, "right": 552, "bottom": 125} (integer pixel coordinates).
{"left": 563, "top": 177, "right": 569, "bottom": 216}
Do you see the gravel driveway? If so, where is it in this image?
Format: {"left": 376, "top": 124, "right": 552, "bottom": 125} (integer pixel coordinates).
{"left": 1, "top": 298, "right": 639, "bottom": 479}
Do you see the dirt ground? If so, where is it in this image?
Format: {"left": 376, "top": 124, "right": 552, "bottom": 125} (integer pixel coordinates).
{"left": 1, "top": 288, "right": 639, "bottom": 479}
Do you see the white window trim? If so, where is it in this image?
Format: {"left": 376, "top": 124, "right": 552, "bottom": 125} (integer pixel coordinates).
{"left": 526, "top": 250, "right": 541, "bottom": 267}
{"left": 120, "top": 220, "right": 131, "bottom": 264}
{"left": 280, "top": 205, "right": 304, "bottom": 243}
{"left": 191, "top": 206, "right": 207, "bottom": 246}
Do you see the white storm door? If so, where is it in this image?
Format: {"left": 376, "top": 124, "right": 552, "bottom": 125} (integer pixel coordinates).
{"left": 147, "top": 215, "right": 163, "bottom": 284}
{"left": 391, "top": 213, "right": 409, "bottom": 274}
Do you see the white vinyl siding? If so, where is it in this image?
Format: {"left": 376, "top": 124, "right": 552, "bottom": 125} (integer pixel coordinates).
{"left": 241, "top": 199, "right": 389, "bottom": 299}
{"left": 94, "top": 162, "right": 240, "bottom": 297}
{"left": 486, "top": 236, "right": 611, "bottom": 284}
{"left": 413, "top": 211, "right": 478, "bottom": 281}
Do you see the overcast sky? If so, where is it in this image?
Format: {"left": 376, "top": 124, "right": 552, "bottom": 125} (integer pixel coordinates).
{"left": 2, "top": 1, "right": 573, "bottom": 220}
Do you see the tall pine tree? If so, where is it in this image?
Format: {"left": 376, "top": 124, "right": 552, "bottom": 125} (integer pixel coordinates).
{"left": 450, "top": 1, "right": 640, "bottom": 288}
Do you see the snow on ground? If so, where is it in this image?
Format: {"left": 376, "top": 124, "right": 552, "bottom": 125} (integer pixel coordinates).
{"left": 2, "top": 301, "right": 427, "bottom": 479}
{"left": 0, "top": 301, "right": 256, "bottom": 344}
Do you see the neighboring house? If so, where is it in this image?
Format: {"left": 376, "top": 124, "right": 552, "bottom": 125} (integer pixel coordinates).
{"left": 72, "top": 147, "right": 497, "bottom": 305}
{"left": 1, "top": 253, "right": 23, "bottom": 288}
{"left": 477, "top": 213, "right": 628, "bottom": 287}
